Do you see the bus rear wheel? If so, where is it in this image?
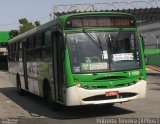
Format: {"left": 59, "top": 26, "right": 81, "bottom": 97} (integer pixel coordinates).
{"left": 44, "top": 83, "right": 61, "bottom": 111}
{"left": 17, "top": 75, "right": 25, "bottom": 95}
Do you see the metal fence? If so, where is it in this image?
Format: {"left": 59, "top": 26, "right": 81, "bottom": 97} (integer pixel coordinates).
{"left": 53, "top": 0, "right": 160, "bottom": 13}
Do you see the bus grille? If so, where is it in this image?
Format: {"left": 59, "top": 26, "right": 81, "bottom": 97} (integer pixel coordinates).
{"left": 82, "top": 92, "right": 137, "bottom": 101}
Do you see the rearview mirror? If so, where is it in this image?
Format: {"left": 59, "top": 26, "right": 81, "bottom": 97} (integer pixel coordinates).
{"left": 140, "top": 35, "right": 145, "bottom": 51}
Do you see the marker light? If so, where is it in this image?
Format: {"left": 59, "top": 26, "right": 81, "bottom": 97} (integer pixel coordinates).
{"left": 77, "top": 83, "right": 81, "bottom": 88}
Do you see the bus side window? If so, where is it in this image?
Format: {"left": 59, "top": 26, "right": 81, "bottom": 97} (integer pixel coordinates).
{"left": 19, "top": 42, "right": 22, "bottom": 61}
{"left": 42, "top": 30, "right": 51, "bottom": 60}
{"left": 9, "top": 44, "right": 13, "bottom": 61}
{"left": 35, "top": 48, "right": 42, "bottom": 61}
{"left": 8, "top": 45, "right": 11, "bottom": 61}
{"left": 35, "top": 34, "right": 42, "bottom": 48}
{"left": 27, "top": 37, "right": 35, "bottom": 61}
{"left": 34, "top": 33, "right": 43, "bottom": 61}
{"left": 15, "top": 42, "right": 19, "bottom": 61}
{"left": 10, "top": 43, "right": 16, "bottom": 61}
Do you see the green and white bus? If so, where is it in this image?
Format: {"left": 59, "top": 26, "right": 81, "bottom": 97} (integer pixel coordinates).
{"left": 8, "top": 12, "right": 146, "bottom": 109}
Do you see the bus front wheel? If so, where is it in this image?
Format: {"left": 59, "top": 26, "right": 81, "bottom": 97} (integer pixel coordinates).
{"left": 44, "top": 83, "right": 61, "bottom": 111}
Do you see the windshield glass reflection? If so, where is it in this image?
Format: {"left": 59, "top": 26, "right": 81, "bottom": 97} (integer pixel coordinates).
{"left": 67, "top": 31, "right": 140, "bottom": 73}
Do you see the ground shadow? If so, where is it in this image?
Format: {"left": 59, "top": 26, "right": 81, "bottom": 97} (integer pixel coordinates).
{"left": 147, "top": 72, "right": 160, "bottom": 77}
{"left": 0, "top": 87, "right": 135, "bottom": 119}
{"left": 149, "top": 88, "right": 160, "bottom": 91}
{"left": 149, "top": 83, "right": 160, "bottom": 85}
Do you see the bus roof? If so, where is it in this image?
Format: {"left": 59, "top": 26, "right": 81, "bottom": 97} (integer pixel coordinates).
{"left": 0, "top": 32, "right": 10, "bottom": 43}
{"left": 9, "top": 11, "right": 136, "bottom": 44}
{"left": 58, "top": 11, "right": 136, "bottom": 18}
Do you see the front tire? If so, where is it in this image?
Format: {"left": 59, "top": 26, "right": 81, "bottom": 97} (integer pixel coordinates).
{"left": 44, "top": 83, "right": 61, "bottom": 111}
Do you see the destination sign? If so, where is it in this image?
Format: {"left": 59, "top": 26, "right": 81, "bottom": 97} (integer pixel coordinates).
{"left": 66, "top": 15, "right": 136, "bottom": 28}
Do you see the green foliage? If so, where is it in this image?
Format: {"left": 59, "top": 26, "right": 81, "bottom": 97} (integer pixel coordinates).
{"left": 19, "top": 22, "right": 35, "bottom": 34}
{"left": 34, "top": 21, "right": 40, "bottom": 27}
{"left": 9, "top": 18, "right": 41, "bottom": 39}
{"left": 9, "top": 30, "right": 19, "bottom": 39}
{"left": 19, "top": 18, "right": 28, "bottom": 24}
{"left": 19, "top": 18, "right": 35, "bottom": 34}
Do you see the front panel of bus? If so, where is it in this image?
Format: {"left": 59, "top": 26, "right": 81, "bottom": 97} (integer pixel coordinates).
{"left": 63, "top": 13, "right": 146, "bottom": 106}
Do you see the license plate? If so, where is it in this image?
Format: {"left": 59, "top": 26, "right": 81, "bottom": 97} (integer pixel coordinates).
{"left": 105, "top": 91, "right": 119, "bottom": 96}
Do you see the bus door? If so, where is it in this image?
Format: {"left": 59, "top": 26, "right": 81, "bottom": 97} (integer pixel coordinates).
{"left": 52, "top": 32, "right": 64, "bottom": 102}
{"left": 22, "top": 42, "right": 29, "bottom": 90}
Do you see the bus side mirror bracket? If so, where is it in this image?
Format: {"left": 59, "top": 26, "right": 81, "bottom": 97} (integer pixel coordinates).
{"left": 140, "top": 35, "right": 145, "bottom": 51}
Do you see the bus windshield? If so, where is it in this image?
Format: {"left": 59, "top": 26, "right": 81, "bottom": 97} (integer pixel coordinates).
{"left": 67, "top": 31, "right": 141, "bottom": 73}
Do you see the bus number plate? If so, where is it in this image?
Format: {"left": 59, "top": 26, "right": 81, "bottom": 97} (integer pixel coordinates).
{"left": 105, "top": 91, "right": 119, "bottom": 96}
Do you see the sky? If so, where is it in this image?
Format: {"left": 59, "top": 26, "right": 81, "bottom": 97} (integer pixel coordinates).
{"left": 0, "top": 0, "right": 159, "bottom": 31}
{"left": 0, "top": 0, "right": 53, "bottom": 31}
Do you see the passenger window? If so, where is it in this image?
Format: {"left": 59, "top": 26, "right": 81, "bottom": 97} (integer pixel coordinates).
{"left": 35, "top": 34, "right": 42, "bottom": 48}
{"left": 44, "top": 30, "right": 51, "bottom": 46}
{"left": 27, "top": 50, "right": 35, "bottom": 61}
{"left": 42, "top": 47, "right": 51, "bottom": 60}
{"left": 28, "top": 37, "right": 35, "bottom": 49}
{"left": 42, "top": 30, "right": 52, "bottom": 60}
{"left": 35, "top": 48, "right": 42, "bottom": 61}
{"left": 15, "top": 43, "right": 19, "bottom": 61}
{"left": 19, "top": 43, "right": 22, "bottom": 61}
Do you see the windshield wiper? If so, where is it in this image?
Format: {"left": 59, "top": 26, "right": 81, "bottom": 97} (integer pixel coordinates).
{"left": 97, "top": 36, "right": 104, "bottom": 59}
{"left": 110, "top": 28, "right": 123, "bottom": 42}
{"left": 82, "top": 28, "right": 104, "bottom": 58}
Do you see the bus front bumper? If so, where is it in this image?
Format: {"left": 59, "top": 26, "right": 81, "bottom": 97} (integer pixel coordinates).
{"left": 66, "top": 80, "right": 147, "bottom": 106}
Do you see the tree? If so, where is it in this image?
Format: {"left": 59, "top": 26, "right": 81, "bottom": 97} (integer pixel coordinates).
{"left": 19, "top": 18, "right": 28, "bottom": 24}
{"left": 9, "top": 30, "right": 19, "bottom": 39}
{"left": 34, "top": 21, "right": 40, "bottom": 27}
{"left": 9, "top": 18, "right": 41, "bottom": 39}
{"left": 19, "top": 18, "right": 35, "bottom": 34}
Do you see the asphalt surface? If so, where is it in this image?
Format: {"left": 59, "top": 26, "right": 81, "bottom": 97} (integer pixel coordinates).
{"left": 0, "top": 68, "right": 159, "bottom": 124}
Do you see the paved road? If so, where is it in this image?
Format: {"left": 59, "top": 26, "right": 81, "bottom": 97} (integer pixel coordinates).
{"left": 0, "top": 69, "right": 159, "bottom": 124}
